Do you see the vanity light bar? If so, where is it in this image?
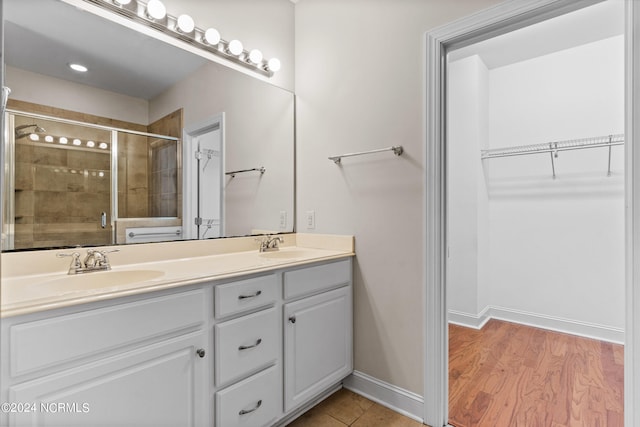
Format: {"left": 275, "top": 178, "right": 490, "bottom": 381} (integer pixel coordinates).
{"left": 28, "top": 133, "right": 110, "bottom": 150}
{"left": 85, "top": 0, "right": 279, "bottom": 77}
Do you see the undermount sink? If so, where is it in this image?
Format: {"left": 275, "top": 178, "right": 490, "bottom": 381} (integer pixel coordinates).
{"left": 259, "top": 249, "right": 314, "bottom": 260}
{"left": 40, "top": 269, "right": 165, "bottom": 293}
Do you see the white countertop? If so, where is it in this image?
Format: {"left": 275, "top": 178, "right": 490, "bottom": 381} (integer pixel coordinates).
{"left": 1, "top": 234, "right": 355, "bottom": 318}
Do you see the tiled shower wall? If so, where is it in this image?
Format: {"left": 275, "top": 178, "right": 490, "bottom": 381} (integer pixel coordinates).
{"left": 9, "top": 100, "right": 182, "bottom": 249}
{"left": 148, "top": 109, "right": 182, "bottom": 218}
{"left": 13, "top": 114, "right": 112, "bottom": 248}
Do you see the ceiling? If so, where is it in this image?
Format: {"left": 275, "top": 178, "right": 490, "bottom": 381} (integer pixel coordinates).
{"left": 4, "top": 0, "right": 207, "bottom": 100}
{"left": 448, "top": 0, "right": 625, "bottom": 69}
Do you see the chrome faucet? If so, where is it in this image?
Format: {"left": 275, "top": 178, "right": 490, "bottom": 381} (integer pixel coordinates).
{"left": 57, "top": 248, "right": 119, "bottom": 274}
{"left": 256, "top": 235, "right": 284, "bottom": 252}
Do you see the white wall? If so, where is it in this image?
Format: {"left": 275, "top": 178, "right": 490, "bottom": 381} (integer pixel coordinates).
{"left": 295, "top": 0, "right": 502, "bottom": 395}
{"left": 5, "top": 66, "right": 149, "bottom": 125}
{"left": 487, "top": 35, "right": 625, "bottom": 334}
{"left": 447, "top": 55, "right": 490, "bottom": 324}
{"left": 448, "top": 35, "right": 625, "bottom": 341}
{"left": 150, "top": 62, "right": 295, "bottom": 236}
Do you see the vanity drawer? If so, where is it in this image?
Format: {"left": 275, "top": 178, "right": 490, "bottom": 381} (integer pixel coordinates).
{"left": 215, "top": 307, "right": 278, "bottom": 387}
{"left": 215, "top": 274, "right": 278, "bottom": 318}
{"left": 284, "top": 259, "right": 351, "bottom": 300}
{"left": 215, "top": 364, "right": 282, "bottom": 427}
{"left": 9, "top": 289, "right": 205, "bottom": 377}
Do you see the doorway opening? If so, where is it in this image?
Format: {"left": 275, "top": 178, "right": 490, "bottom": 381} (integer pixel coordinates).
{"left": 446, "top": 2, "right": 624, "bottom": 425}
{"left": 424, "top": 1, "right": 637, "bottom": 426}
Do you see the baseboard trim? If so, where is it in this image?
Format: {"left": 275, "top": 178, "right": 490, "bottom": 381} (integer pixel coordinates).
{"left": 343, "top": 371, "right": 423, "bottom": 423}
{"left": 448, "top": 306, "right": 624, "bottom": 344}
{"left": 448, "top": 306, "right": 490, "bottom": 329}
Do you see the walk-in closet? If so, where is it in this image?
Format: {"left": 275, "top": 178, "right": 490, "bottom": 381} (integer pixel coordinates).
{"left": 445, "top": 1, "right": 625, "bottom": 425}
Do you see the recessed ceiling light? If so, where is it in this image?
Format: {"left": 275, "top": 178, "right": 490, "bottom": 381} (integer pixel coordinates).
{"left": 69, "top": 63, "right": 88, "bottom": 72}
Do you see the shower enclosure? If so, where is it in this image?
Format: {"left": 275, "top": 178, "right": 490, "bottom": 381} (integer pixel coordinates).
{"left": 2, "top": 110, "right": 180, "bottom": 250}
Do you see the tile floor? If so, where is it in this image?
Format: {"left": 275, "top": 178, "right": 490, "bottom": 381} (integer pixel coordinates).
{"left": 287, "top": 388, "right": 425, "bottom": 427}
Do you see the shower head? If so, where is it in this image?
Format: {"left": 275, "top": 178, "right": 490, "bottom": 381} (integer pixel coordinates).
{"left": 15, "top": 124, "right": 46, "bottom": 140}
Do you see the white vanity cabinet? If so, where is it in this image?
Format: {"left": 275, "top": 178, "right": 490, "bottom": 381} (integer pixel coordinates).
{"left": 282, "top": 259, "right": 353, "bottom": 413}
{"left": 0, "top": 255, "right": 354, "bottom": 427}
{"left": 0, "top": 288, "right": 209, "bottom": 427}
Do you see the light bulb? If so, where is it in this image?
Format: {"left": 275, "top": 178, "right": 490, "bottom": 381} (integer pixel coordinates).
{"left": 69, "top": 63, "right": 88, "bottom": 72}
{"left": 98, "top": 171, "right": 105, "bottom": 177}
{"left": 86, "top": 140, "right": 95, "bottom": 148}
{"left": 267, "top": 58, "right": 281, "bottom": 72}
{"left": 44, "top": 135, "right": 54, "bottom": 143}
{"left": 72, "top": 139, "right": 82, "bottom": 146}
{"left": 248, "top": 49, "right": 263, "bottom": 64}
{"left": 99, "top": 142, "right": 108, "bottom": 149}
{"left": 176, "top": 14, "right": 195, "bottom": 33}
{"left": 146, "top": 0, "right": 166, "bottom": 20}
{"left": 29, "top": 133, "right": 39, "bottom": 141}
{"left": 203, "top": 28, "right": 220, "bottom": 45}
{"left": 113, "top": 0, "right": 131, "bottom": 5}
{"left": 59, "top": 137, "right": 68, "bottom": 144}
{"left": 228, "top": 39, "right": 243, "bottom": 56}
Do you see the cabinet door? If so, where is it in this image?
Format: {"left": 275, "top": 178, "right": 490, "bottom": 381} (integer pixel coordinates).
{"left": 284, "top": 286, "right": 352, "bottom": 412}
{"left": 8, "top": 332, "right": 208, "bottom": 427}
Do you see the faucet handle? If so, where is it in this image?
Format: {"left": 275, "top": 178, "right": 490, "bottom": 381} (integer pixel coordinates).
{"left": 57, "top": 252, "right": 82, "bottom": 274}
{"left": 98, "top": 249, "right": 119, "bottom": 267}
{"left": 57, "top": 251, "right": 81, "bottom": 261}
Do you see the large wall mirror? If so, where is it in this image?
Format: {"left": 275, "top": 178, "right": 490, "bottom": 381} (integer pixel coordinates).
{"left": 2, "top": 0, "right": 294, "bottom": 251}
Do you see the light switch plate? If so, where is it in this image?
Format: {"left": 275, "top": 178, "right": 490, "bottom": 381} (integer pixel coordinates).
{"left": 305, "top": 210, "right": 315, "bottom": 229}
{"left": 279, "top": 211, "right": 287, "bottom": 229}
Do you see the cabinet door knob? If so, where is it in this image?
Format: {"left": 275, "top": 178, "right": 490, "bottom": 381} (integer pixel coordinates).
{"left": 196, "top": 348, "right": 206, "bottom": 358}
{"left": 289, "top": 315, "right": 296, "bottom": 324}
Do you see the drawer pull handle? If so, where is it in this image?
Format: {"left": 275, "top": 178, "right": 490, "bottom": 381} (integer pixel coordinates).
{"left": 239, "top": 399, "right": 262, "bottom": 415}
{"left": 196, "top": 348, "right": 206, "bottom": 358}
{"left": 238, "top": 338, "right": 262, "bottom": 351}
{"left": 238, "top": 290, "right": 262, "bottom": 300}
{"left": 289, "top": 315, "right": 296, "bottom": 324}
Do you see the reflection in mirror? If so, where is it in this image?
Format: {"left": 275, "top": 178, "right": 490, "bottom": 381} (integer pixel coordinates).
{"left": 3, "top": 107, "right": 182, "bottom": 250}
{"left": 2, "top": 0, "right": 294, "bottom": 251}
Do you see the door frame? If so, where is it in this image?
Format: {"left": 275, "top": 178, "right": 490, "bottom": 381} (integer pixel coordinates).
{"left": 423, "top": 1, "right": 638, "bottom": 426}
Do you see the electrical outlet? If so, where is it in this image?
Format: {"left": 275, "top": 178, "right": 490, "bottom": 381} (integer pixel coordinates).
{"left": 279, "top": 211, "right": 287, "bottom": 229}
{"left": 305, "top": 210, "right": 315, "bottom": 230}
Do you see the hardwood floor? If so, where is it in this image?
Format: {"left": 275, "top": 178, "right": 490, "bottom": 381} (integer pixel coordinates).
{"left": 449, "top": 320, "right": 624, "bottom": 427}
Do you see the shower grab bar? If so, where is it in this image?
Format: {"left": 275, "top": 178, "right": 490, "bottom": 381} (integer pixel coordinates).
{"left": 226, "top": 167, "right": 266, "bottom": 178}
{"left": 328, "top": 145, "right": 404, "bottom": 164}
{"left": 128, "top": 230, "right": 182, "bottom": 238}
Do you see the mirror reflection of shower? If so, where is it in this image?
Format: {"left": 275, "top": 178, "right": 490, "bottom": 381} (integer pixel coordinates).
{"left": 14, "top": 123, "right": 46, "bottom": 140}
{"left": 2, "top": 111, "right": 180, "bottom": 250}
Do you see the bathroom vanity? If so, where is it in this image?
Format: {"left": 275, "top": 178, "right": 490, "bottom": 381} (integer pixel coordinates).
{"left": 0, "top": 234, "right": 354, "bottom": 426}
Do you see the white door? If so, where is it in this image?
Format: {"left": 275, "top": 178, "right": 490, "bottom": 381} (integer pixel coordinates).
{"left": 283, "top": 286, "right": 352, "bottom": 412}
{"left": 8, "top": 332, "right": 208, "bottom": 427}
{"left": 183, "top": 115, "right": 224, "bottom": 240}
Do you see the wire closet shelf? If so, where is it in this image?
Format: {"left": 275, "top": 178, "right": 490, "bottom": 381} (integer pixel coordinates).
{"left": 480, "top": 134, "right": 624, "bottom": 178}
